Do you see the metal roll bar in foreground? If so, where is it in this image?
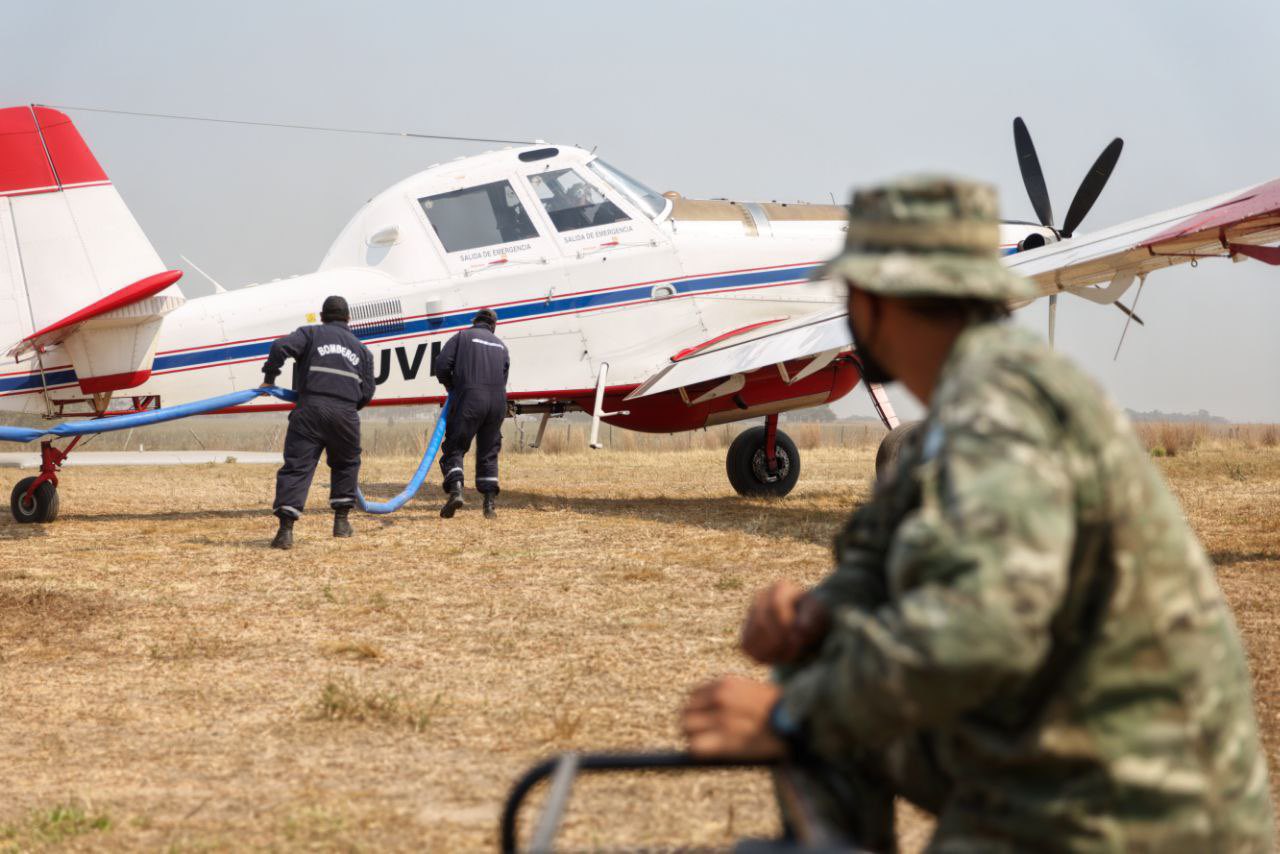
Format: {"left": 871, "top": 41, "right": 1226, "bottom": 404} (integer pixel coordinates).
{"left": 500, "top": 750, "right": 852, "bottom": 853}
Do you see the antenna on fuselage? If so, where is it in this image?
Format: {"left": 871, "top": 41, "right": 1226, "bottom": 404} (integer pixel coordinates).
{"left": 35, "top": 104, "right": 538, "bottom": 146}
{"left": 180, "top": 254, "right": 228, "bottom": 294}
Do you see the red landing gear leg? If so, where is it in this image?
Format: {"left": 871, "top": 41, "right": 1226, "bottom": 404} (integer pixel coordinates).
{"left": 31, "top": 436, "right": 80, "bottom": 495}
{"left": 851, "top": 354, "right": 900, "bottom": 432}
{"left": 9, "top": 436, "right": 78, "bottom": 524}
{"left": 859, "top": 368, "right": 921, "bottom": 485}
{"left": 764, "top": 414, "right": 779, "bottom": 475}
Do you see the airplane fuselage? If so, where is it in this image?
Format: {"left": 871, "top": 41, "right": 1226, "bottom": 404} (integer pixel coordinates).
{"left": 1, "top": 143, "right": 1048, "bottom": 430}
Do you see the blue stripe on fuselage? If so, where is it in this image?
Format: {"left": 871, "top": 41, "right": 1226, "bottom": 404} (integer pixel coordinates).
{"left": 0, "top": 367, "right": 79, "bottom": 394}
{"left": 0, "top": 263, "right": 820, "bottom": 394}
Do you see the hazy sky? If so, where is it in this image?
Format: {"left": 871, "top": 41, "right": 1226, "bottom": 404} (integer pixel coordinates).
{"left": 6, "top": 1, "right": 1279, "bottom": 421}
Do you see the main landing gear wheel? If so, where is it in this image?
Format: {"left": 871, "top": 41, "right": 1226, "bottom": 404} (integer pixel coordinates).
{"left": 726, "top": 425, "right": 801, "bottom": 498}
{"left": 874, "top": 421, "right": 923, "bottom": 485}
{"left": 10, "top": 477, "right": 60, "bottom": 524}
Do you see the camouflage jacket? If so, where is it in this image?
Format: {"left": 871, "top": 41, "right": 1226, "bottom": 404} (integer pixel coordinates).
{"left": 781, "top": 321, "right": 1273, "bottom": 851}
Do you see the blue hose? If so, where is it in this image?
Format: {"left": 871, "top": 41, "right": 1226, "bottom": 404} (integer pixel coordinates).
{"left": 356, "top": 397, "right": 450, "bottom": 514}
{"left": 0, "top": 386, "right": 299, "bottom": 443}
{"left": 0, "top": 386, "right": 449, "bottom": 516}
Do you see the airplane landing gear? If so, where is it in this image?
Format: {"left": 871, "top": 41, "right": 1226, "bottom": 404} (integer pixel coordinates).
{"left": 10, "top": 477, "right": 59, "bottom": 523}
{"left": 8, "top": 438, "right": 76, "bottom": 524}
{"left": 726, "top": 414, "right": 800, "bottom": 498}
{"left": 874, "top": 421, "right": 922, "bottom": 485}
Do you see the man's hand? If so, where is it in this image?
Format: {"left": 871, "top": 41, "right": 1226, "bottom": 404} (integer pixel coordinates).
{"left": 681, "top": 676, "right": 785, "bottom": 760}
{"left": 259, "top": 382, "right": 274, "bottom": 388}
{"left": 741, "top": 581, "right": 832, "bottom": 665}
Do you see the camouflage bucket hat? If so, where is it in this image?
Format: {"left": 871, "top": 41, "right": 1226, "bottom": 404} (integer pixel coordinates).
{"left": 815, "top": 175, "right": 1041, "bottom": 302}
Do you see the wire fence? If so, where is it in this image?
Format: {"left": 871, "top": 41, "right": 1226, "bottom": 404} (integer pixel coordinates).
{"left": 2, "top": 408, "right": 1276, "bottom": 458}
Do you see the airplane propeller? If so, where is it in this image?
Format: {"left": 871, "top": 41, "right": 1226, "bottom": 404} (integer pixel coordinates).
{"left": 1013, "top": 117, "right": 1054, "bottom": 231}
{"left": 1062, "top": 138, "right": 1125, "bottom": 239}
{"left": 1012, "top": 117, "right": 1126, "bottom": 346}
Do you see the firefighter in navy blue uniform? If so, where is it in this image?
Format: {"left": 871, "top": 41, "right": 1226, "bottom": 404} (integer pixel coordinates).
{"left": 436, "top": 308, "right": 509, "bottom": 519}
{"left": 260, "top": 295, "right": 376, "bottom": 549}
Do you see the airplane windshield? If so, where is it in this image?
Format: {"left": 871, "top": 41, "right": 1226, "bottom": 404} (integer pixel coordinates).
{"left": 529, "top": 168, "right": 630, "bottom": 232}
{"left": 587, "top": 160, "right": 668, "bottom": 219}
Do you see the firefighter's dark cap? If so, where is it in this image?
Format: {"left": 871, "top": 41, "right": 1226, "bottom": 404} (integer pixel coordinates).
{"left": 320, "top": 295, "right": 350, "bottom": 322}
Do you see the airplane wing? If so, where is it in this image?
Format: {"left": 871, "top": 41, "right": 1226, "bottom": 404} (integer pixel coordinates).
{"left": 626, "top": 177, "right": 1280, "bottom": 412}
{"left": 1008, "top": 177, "right": 1280, "bottom": 300}
{"left": 626, "top": 308, "right": 851, "bottom": 400}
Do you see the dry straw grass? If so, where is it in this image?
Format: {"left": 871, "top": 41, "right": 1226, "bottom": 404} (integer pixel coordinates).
{"left": 314, "top": 676, "right": 442, "bottom": 732}
{"left": 0, "top": 800, "right": 112, "bottom": 850}
{"left": 1133, "top": 421, "right": 1207, "bottom": 458}
{"left": 1131, "top": 421, "right": 1280, "bottom": 458}
{"left": 0, "top": 426, "right": 1277, "bottom": 850}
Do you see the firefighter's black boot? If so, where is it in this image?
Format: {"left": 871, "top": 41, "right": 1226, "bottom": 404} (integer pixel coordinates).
{"left": 441, "top": 482, "right": 465, "bottom": 518}
{"left": 271, "top": 516, "right": 295, "bottom": 550}
{"left": 483, "top": 493, "right": 497, "bottom": 519}
{"left": 333, "top": 506, "right": 353, "bottom": 538}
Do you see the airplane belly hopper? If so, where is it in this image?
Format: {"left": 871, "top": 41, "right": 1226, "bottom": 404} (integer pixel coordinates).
{"left": 580, "top": 356, "right": 861, "bottom": 433}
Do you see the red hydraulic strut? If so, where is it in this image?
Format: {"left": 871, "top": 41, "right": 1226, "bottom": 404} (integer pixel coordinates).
{"left": 764, "top": 413, "right": 779, "bottom": 474}
{"left": 24, "top": 436, "right": 82, "bottom": 500}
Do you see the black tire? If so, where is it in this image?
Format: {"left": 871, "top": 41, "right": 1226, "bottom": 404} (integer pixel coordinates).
{"left": 874, "top": 421, "right": 923, "bottom": 485}
{"left": 726, "top": 426, "right": 801, "bottom": 498}
{"left": 10, "top": 477, "right": 59, "bottom": 524}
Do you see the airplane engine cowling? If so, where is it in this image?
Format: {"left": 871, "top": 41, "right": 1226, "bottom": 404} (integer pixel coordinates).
{"left": 1018, "top": 232, "right": 1048, "bottom": 252}
{"left": 578, "top": 355, "right": 862, "bottom": 434}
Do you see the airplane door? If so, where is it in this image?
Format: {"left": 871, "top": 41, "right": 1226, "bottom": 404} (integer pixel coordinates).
{"left": 520, "top": 164, "right": 698, "bottom": 386}
{"left": 413, "top": 177, "right": 562, "bottom": 281}
{"left": 411, "top": 177, "right": 592, "bottom": 394}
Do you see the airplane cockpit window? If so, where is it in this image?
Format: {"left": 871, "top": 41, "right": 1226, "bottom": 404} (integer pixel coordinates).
{"left": 419, "top": 180, "right": 539, "bottom": 253}
{"left": 587, "top": 159, "right": 668, "bottom": 219}
{"left": 527, "top": 168, "right": 630, "bottom": 232}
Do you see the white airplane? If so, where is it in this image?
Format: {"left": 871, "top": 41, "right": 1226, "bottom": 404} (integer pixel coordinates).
{"left": 2, "top": 105, "right": 1279, "bottom": 523}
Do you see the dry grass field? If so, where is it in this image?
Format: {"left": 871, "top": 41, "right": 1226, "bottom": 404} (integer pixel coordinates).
{"left": 1, "top": 424, "right": 1278, "bottom": 851}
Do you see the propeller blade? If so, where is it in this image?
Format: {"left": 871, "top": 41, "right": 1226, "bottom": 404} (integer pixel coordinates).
{"left": 1062, "top": 137, "right": 1124, "bottom": 237}
{"left": 1013, "top": 117, "right": 1055, "bottom": 228}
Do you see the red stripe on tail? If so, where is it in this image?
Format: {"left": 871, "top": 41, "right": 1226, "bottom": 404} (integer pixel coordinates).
{"left": 0, "top": 107, "right": 57, "bottom": 194}
{"left": 34, "top": 107, "right": 108, "bottom": 187}
{"left": 0, "top": 106, "right": 108, "bottom": 196}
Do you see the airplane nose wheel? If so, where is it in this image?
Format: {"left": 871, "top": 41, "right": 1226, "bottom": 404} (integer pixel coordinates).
{"left": 10, "top": 477, "right": 60, "bottom": 524}
{"left": 726, "top": 423, "right": 801, "bottom": 498}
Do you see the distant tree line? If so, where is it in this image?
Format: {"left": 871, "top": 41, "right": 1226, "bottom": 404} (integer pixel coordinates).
{"left": 1125, "top": 408, "right": 1229, "bottom": 424}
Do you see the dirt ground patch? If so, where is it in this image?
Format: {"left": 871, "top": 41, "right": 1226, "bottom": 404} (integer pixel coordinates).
{"left": 1, "top": 439, "right": 1277, "bottom": 851}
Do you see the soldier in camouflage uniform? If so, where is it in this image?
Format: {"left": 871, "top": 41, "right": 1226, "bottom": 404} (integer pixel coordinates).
{"left": 681, "top": 177, "right": 1273, "bottom": 852}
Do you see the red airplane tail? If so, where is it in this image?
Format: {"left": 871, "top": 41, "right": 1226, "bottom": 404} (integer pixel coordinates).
{"left": 0, "top": 105, "right": 184, "bottom": 394}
